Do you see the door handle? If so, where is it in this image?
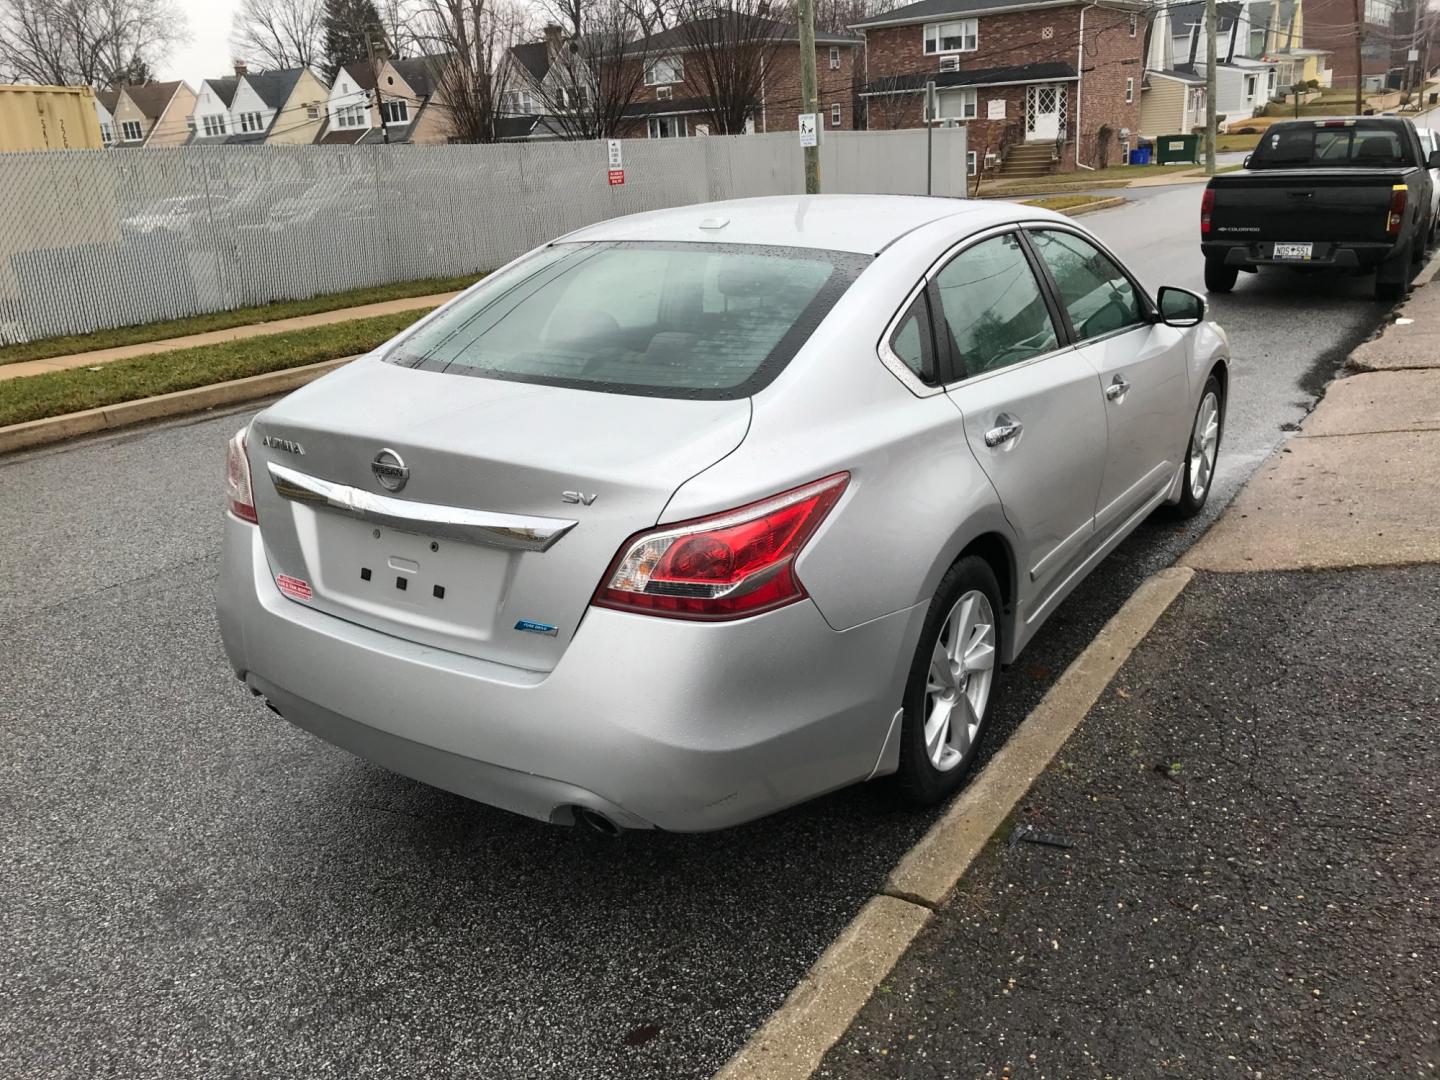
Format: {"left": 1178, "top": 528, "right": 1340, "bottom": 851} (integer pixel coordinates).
{"left": 1105, "top": 375, "right": 1131, "bottom": 402}
{"left": 984, "top": 419, "right": 1023, "bottom": 447}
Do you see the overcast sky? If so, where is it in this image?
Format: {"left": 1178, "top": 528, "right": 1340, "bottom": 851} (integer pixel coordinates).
{"left": 159, "top": 1, "right": 241, "bottom": 84}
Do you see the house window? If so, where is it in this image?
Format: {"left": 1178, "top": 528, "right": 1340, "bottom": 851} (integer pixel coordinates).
{"left": 656, "top": 85, "right": 672, "bottom": 101}
{"left": 306, "top": 105, "right": 320, "bottom": 120}
{"left": 645, "top": 56, "right": 683, "bottom": 86}
{"left": 381, "top": 99, "right": 408, "bottom": 124}
{"left": 1125, "top": 77, "right": 1134, "bottom": 103}
{"left": 647, "top": 115, "right": 688, "bottom": 138}
{"left": 935, "top": 86, "right": 978, "bottom": 121}
{"left": 502, "top": 89, "right": 535, "bottom": 114}
{"left": 1128, "top": 12, "right": 1138, "bottom": 36}
{"left": 100, "top": 121, "right": 113, "bottom": 145}
{"left": 1244, "top": 74, "right": 1258, "bottom": 98}
{"left": 829, "top": 46, "right": 841, "bottom": 70}
{"left": 121, "top": 120, "right": 142, "bottom": 140}
{"left": 336, "top": 103, "right": 367, "bottom": 128}
{"left": 923, "top": 19, "right": 978, "bottom": 54}
{"left": 967, "top": 150, "right": 977, "bottom": 175}
{"left": 831, "top": 103, "right": 841, "bottom": 126}
{"left": 202, "top": 114, "right": 227, "bottom": 136}
{"left": 239, "top": 111, "right": 263, "bottom": 132}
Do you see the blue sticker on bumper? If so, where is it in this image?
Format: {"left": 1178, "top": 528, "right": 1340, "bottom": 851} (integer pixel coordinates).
{"left": 514, "top": 619, "right": 559, "bottom": 636}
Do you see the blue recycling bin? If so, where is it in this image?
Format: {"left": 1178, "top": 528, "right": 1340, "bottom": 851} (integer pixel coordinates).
{"left": 1129, "top": 145, "right": 1153, "bottom": 165}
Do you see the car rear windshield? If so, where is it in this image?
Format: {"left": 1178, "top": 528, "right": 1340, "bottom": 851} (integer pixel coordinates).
{"left": 383, "top": 241, "right": 869, "bottom": 399}
{"left": 1248, "top": 123, "right": 1417, "bottom": 168}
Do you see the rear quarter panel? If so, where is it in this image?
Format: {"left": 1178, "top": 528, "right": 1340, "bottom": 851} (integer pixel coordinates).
{"left": 659, "top": 223, "right": 1016, "bottom": 634}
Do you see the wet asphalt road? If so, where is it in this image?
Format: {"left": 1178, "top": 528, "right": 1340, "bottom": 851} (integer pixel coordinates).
{"left": 820, "top": 567, "right": 1440, "bottom": 1079}
{"left": 0, "top": 187, "right": 1399, "bottom": 1080}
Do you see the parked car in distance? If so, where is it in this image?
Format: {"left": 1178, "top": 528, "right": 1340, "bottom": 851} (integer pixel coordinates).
{"left": 1415, "top": 127, "right": 1440, "bottom": 247}
{"left": 217, "top": 195, "right": 1231, "bottom": 833}
{"left": 1202, "top": 116, "right": 1439, "bottom": 300}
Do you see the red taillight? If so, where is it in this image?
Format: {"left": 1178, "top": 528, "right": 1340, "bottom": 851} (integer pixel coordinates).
{"left": 1200, "top": 186, "right": 1214, "bottom": 236}
{"left": 225, "top": 427, "right": 258, "bottom": 524}
{"left": 1388, "top": 184, "right": 1408, "bottom": 237}
{"left": 593, "top": 473, "right": 849, "bottom": 620}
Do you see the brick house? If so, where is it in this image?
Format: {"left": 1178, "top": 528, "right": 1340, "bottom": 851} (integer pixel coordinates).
{"left": 1303, "top": 0, "right": 1399, "bottom": 90}
{"left": 621, "top": 16, "right": 862, "bottom": 138}
{"left": 852, "top": 0, "right": 1148, "bottom": 175}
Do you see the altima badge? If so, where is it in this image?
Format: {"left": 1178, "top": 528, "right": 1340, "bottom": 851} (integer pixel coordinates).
{"left": 372, "top": 448, "right": 409, "bottom": 492}
{"left": 262, "top": 435, "right": 305, "bottom": 455}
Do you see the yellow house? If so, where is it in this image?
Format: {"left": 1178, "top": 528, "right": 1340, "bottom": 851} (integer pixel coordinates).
{"left": 1254, "top": 0, "right": 1332, "bottom": 89}
{"left": 113, "top": 81, "right": 197, "bottom": 146}
{"left": 0, "top": 84, "right": 105, "bottom": 151}
{"left": 376, "top": 56, "right": 455, "bottom": 145}
{"left": 227, "top": 66, "right": 331, "bottom": 145}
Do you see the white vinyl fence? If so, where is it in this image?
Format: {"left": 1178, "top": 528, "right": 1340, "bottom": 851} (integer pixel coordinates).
{"left": 0, "top": 128, "right": 968, "bottom": 344}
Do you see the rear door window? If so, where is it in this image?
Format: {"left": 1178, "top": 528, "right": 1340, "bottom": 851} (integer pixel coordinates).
{"left": 385, "top": 241, "right": 868, "bottom": 399}
{"left": 931, "top": 232, "right": 1060, "bottom": 379}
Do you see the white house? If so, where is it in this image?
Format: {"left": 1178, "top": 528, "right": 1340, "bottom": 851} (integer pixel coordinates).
{"left": 318, "top": 63, "right": 376, "bottom": 144}
{"left": 192, "top": 74, "right": 240, "bottom": 141}
{"left": 94, "top": 88, "right": 118, "bottom": 146}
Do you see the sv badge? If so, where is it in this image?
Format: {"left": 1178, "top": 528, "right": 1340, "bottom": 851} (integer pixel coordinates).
{"left": 562, "top": 491, "right": 598, "bottom": 506}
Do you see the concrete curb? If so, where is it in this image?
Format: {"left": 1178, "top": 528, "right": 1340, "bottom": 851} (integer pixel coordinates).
{"left": 1056, "top": 196, "right": 1128, "bottom": 217}
{"left": 713, "top": 565, "right": 1196, "bottom": 1080}
{"left": 0, "top": 356, "right": 354, "bottom": 456}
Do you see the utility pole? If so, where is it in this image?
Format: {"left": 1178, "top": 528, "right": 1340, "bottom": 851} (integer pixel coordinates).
{"left": 925, "top": 80, "right": 936, "bottom": 195}
{"left": 1353, "top": 0, "right": 1364, "bottom": 116}
{"left": 1204, "top": 0, "right": 1217, "bottom": 176}
{"left": 798, "top": 0, "right": 820, "bottom": 193}
{"left": 368, "top": 24, "right": 390, "bottom": 145}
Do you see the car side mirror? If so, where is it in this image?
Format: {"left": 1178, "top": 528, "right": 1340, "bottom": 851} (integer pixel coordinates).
{"left": 1427, "top": 149, "right": 1440, "bottom": 169}
{"left": 1243, "top": 153, "right": 1252, "bottom": 168}
{"left": 1157, "top": 285, "right": 1206, "bottom": 327}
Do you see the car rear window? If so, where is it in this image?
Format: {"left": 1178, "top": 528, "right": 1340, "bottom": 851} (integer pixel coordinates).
{"left": 1249, "top": 124, "right": 1415, "bottom": 168}
{"left": 384, "top": 241, "right": 869, "bottom": 399}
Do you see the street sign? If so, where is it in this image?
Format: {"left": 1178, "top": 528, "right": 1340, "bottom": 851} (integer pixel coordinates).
{"left": 798, "top": 113, "right": 818, "bottom": 147}
{"left": 606, "top": 139, "right": 624, "bottom": 185}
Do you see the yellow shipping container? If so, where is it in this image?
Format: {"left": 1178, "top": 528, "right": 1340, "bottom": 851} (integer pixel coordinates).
{"left": 0, "top": 84, "right": 105, "bottom": 152}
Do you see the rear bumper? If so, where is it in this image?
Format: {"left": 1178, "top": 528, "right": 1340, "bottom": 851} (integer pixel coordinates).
{"left": 216, "top": 514, "right": 924, "bottom": 831}
{"left": 1202, "top": 240, "right": 1398, "bottom": 269}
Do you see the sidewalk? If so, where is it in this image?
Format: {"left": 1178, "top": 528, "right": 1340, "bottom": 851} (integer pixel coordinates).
{"left": 800, "top": 271, "right": 1440, "bottom": 1075}
{"left": 0, "top": 291, "right": 458, "bottom": 383}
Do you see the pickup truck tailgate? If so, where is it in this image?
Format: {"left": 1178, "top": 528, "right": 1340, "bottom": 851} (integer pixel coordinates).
{"left": 1210, "top": 169, "right": 1404, "bottom": 243}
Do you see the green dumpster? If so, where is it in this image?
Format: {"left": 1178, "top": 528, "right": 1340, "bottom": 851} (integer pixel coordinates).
{"left": 1154, "top": 133, "right": 1201, "bottom": 164}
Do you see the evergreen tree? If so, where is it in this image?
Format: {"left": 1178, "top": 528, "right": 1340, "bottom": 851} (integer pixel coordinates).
{"left": 321, "top": 0, "right": 383, "bottom": 82}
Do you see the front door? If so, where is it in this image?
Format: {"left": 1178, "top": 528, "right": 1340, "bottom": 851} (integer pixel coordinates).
{"left": 1026, "top": 227, "right": 1191, "bottom": 535}
{"left": 931, "top": 231, "right": 1108, "bottom": 615}
{"left": 1027, "top": 84, "right": 1063, "bottom": 142}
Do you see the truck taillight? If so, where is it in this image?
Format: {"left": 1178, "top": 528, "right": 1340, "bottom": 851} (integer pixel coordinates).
{"left": 1388, "top": 184, "right": 1408, "bottom": 237}
{"left": 225, "top": 428, "right": 258, "bottom": 524}
{"left": 593, "top": 473, "right": 849, "bottom": 620}
{"left": 1200, "top": 187, "right": 1214, "bottom": 236}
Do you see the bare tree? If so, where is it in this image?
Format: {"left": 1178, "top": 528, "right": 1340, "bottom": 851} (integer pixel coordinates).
{"left": 813, "top": 0, "right": 894, "bottom": 34}
{"left": 862, "top": 73, "right": 915, "bottom": 129}
{"left": 417, "top": 0, "right": 524, "bottom": 141}
{"left": 523, "top": 0, "right": 660, "bottom": 139}
{"left": 669, "top": 0, "right": 791, "bottom": 135}
{"left": 0, "top": 0, "right": 187, "bottom": 87}
{"left": 231, "top": 0, "right": 324, "bottom": 69}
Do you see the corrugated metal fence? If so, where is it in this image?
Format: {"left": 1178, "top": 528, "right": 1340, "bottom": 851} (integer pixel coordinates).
{"left": 0, "top": 128, "right": 967, "bottom": 344}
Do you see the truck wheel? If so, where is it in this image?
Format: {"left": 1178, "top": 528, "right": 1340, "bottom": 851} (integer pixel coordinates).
{"left": 1375, "top": 245, "right": 1411, "bottom": 301}
{"left": 1204, "top": 259, "right": 1238, "bottom": 293}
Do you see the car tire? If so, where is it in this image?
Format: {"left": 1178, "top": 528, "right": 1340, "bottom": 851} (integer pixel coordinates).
{"left": 1170, "top": 374, "right": 1224, "bottom": 519}
{"left": 1376, "top": 244, "right": 1412, "bottom": 301}
{"left": 1204, "top": 259, "right": 1238, "bottom": 293}
{"left": 894, "top": 556, "right": 1004, "bottom": 806}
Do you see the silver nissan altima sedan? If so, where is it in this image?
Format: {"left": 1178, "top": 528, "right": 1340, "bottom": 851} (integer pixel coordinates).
{"left": 217, "top": 194, "right": 1229, "bottom": 832}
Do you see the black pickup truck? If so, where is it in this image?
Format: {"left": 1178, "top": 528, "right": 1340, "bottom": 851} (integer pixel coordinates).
{"left": 1201, "top": 116, "right": 1440, "bottom": 300}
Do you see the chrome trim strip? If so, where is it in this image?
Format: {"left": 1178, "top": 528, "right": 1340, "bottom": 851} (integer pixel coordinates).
{"left": 267, "top": 462, "right": 577, "bottom": 552}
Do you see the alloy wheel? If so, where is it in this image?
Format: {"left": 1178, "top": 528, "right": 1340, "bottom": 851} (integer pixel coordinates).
{"left": 923, "top": 590, "right": 997, "bottom": 772}
{"left": 1190, "top": 391, "right": 1220, "bottom": 503}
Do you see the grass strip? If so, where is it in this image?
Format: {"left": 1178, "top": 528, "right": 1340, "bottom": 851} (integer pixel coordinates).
{"left": 0, "top": 310, "right": 428, "bottom": 428}
{"left": 0, "top": 274, "right": 480, "bottom": 367}
{"left": 1023, "top": 194, "right": 1117, "bottom": 212}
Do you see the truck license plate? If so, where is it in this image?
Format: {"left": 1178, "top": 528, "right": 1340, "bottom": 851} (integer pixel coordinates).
{"left": 1273, "top": 242, "right": 1313, "bottom": 261}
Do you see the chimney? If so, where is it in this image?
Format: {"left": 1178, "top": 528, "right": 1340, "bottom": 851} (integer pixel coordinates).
{"left": 543, "top": 23, "right": 563, "bottom": 51}
{"left": 234, "top": 60, "right": 248, "bottom": 78}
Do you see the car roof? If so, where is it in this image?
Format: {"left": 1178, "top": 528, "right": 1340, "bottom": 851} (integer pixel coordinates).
{"left": 557, "top": 194, "right": 1031, "bottom": 255}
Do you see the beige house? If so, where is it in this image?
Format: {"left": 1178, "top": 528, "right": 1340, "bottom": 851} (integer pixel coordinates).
{"left": 246, "top": 67, "right": 331, "bottom": 144}
{"left": 113, "top": 81, "right": 196, "bottom": 146}
{"left": 373, "top": 56, "right": 454, "bottom": 144}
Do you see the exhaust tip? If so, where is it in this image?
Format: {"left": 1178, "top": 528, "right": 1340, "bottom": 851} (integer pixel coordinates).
{"left": 573, "top": 806, "right": 621, "bottom": 837}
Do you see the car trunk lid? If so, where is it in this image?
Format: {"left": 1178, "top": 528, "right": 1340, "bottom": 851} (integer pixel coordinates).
{"left": 1210, "top": 169, "right": 1409, "bottom": 244}
{"left": 248, "top": 358, "right": 751, "bottom": 672}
